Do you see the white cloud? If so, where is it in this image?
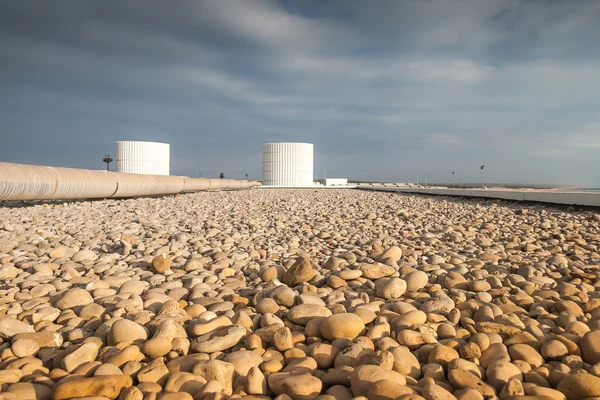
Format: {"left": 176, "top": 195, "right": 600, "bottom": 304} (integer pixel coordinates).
{"left": 1, "top": 0, "right": 600, "bottom": 184}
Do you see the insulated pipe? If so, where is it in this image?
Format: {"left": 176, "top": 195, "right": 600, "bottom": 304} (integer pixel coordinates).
{"left": 0, "top": 162, "right": 261, "bottom": 201}
{"left": 208, "top": 178, "right": 228, "bottom": 190}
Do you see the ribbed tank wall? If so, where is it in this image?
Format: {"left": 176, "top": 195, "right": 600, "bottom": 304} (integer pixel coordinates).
{"left": 115, "top": 141, "right": 170, "bottom": 175}
{"left": 262, "top": 142, "right": 314, "bottom": 186}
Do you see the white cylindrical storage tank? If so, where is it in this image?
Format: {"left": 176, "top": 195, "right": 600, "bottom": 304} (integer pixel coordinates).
{"left": 115, "top": 141, "right": 170, "bottom": 175}
{"left": 262, "top": 142, "right": 314, "bottom": 187}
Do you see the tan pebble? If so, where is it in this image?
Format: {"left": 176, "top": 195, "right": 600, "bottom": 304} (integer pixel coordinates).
{"left": 11, "top": 339, "right": 39, "bottom": 358}
{"left": 428, "top": 344, "right": 459, "bottom": 370}
{"left": 580, "top": 330, "right": 600, "bottom": 366}
{"left": 486, "top": 360, "right": 522, "bottom": 392}
{"left": 165, "top": 353, "right": 209, "bottom": 373}
{"left": 350, "top": 365, "right": 406, "bottom": 397}
{"left": 142, "top": 337, "right": 172, "bottom": 358}
{"left": 499, "top": 377, "right": 524, "bottom": 397}
{"left": 556, "top": 372, "right": 600, "bottom": 400}
{"left": 256, "top": 298, "right": 280, "bottom": 314}
{"left": 190, "top": 325, "right": 246, "bottom": 353}
{"left": 459, "top": 342, "right": 481, "bottom": 360}
{"left": 447, "top": 368, "right": 495, "bottom": 397}
{"left": 245, "top": 334, "right": 263, "bottom": 350}
{"left": 151, "top": 254, "right": 171, "bottom": 273}
{"left": 12, "top": 332, "right": 63, "bottom": 349}
{"left": 171, "top": 337, "right": 190, "bottom": 356}
{"left": 311, "top": 344, "right": 339, "bottom": 369}
{"left": 397, "top": 330, "right": 437, "bottom": 350}
{"left": 353, "top": 309, "right": 377, "bottom": 325}
{"left": 0, "top": 369, "right": 23, "bottom": 385}
{"left": 71, "top": 360, "right": 101, "bottom": 377}
{"left": 117, "top": 386, "right": 143, "bottom": 400}
{"left": 274, "top": 327, "right": 294, "bottom": 352}
{"left": 262, "top": 359, "right": 283, "bottom": 373}
{"left": 358, "top": 263, "right": 395, "bottom": 280}
{"left": 508, "top": 344, "right": 544, "bottom": 368}
{"left": 454, "top": 388, "right": 484, "bottom": 400}
{"left": 287, "top": 305, "right": 332, "bottom": 325}
{"left": 158, "top": 393, "right": 192, "bottom": 400}
{"left": 107, "top": 345, "right": 141, "bottom": 367}
{"left": 192, "top": 359, "right": 235, "bottom": 395}
{"left": 403, "top": 271, "right": 428, "bottom": 292}
{"left": 320, "top": 313, "right": 365, "bottom": 341}
{"left": 62, "top": 342, "right": 99, "bottom": 373}
{"left": 224, "top": 350, "right": 263, "bottom": 377}
{"left": 327, "top": 275, "right": 347, "bottom": 289}
{"left": 540, "top": 339, "right": 568, "bottom": 361}
{"left": 283, "top": 254, "right": 316, "bottom": 286}
{"left": 94, "top": 363, "right": 123, "bottom": 376}
{"left": 137, "top": 358, "right": 170, "bottom": 386}
{"left": 7, "top": 383, "right": 52, "bottom": 400}
{"left": 267, "top": 372, "right": 322, "bottom": 399}
{"left": 422, "top": 363, "right": 445, "bottom": 381}
{"left": 107, "top": 319, "right": 147, "bottom": 346}
{"left": 190, "top": 316, "right": 233, "bottom": 337}
{"left": 437, "top": 324, "right": 456, "bottom": 339}
{"left": 0, "top": 318, "right": 35, "bottom": 339}
{"left": 393, "top": 310, "right": 427, "bottom": 328}
{"left": 52, "top": 376, "right": 132, "bottom": 400}
{"left": 163, "top": 371, "right": 207, "bottom": 396}
{"left": 374, "top": 278, "right": 407, "bottom": 299}
{"left": 356, "top": 350, "right": 394, "bottom": 370}
{"left": 305, "top": 317, "right": 325, "bottom": 338}
{"left": 390, "top": 346, "right": 421, "bottom": 379}
{"left": 326, "top": 385, "right": 353, "bottom": 400}
{"left": 367, "top": 379, "right": 413, "bottom": 400}
{"left": 284, "top": 348, "right": 306, "bottom": 362}
{"left": 246, "top": 366, "right": 268, "bottom": 395}
{"left": 136, "top": 382, "right": 162, "bottom": 394}
{"left": 55, "top": 288, "right": 94, "bottom": 310}
{"left": 282, "top": 357, "right": 317, "bottom": 374}
{"left": 259, "top": 267, "right": 278, "bottom": 282}
{"left": 523, "top": 384, "right": 566, "bottom": 400}
{"left": 421, "top": 378, "right": 455, "bottom": 400}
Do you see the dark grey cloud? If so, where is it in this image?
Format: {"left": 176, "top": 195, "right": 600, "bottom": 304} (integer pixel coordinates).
{"left": 0, "top": 0, "right": 599, "bottom": 185}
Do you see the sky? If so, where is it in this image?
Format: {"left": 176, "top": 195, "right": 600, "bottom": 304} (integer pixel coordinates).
{"left": 1, "top": 0, "right": 599, "bottom": 186}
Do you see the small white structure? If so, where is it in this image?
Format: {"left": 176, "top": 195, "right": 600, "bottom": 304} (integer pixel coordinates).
{"left": 115, "top": 141, "right": 170, "bottom": 176}
{"left": 325, "top": 178, "right": 348, "bottom": 186}
{"left": 262, "top": 142, "right": 314, "bottom": 187}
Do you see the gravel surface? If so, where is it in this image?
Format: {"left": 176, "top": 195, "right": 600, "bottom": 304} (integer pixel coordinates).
{"left": 1, "top": 189, "right": 600, "bottom": 400}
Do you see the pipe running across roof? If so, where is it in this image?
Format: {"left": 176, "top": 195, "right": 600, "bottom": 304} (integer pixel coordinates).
{"left": 0, "top": 162, "right": 260, "bottom": 201}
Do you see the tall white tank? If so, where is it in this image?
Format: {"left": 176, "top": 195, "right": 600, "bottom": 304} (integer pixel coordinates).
{"left": 115, "top": 141, "right": 170, "bottom": 175}
{"left": 262, "top": 142, "right": 314, "bottom": 186}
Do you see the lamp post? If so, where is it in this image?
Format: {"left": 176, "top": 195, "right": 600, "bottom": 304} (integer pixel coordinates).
{"left": 480, "top": 165, "right": 486, "bottom": 188}
{"left": 102, "top": 155, "right": 113, "bottom": 171}
{"left": 452, "top": 171, "right": 456, "bottom": 188}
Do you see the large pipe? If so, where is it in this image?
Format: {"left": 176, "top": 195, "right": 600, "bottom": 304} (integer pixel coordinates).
{"left": 0, "top": 162, "right": 261, "bottom": 201}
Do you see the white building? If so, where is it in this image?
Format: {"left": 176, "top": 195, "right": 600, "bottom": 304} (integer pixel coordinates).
{"left": 115, "top": 141, "right": 170, "bottom": 176}
{"left": 262, "top": 142, "right": 314, "bottom": 187}
{"left": 325, "top": 178, "right": 348, "bottom": 186}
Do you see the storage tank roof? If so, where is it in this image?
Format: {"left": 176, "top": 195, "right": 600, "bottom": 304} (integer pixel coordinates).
{"left": 263, "top": 142, "right": 313, "bottom": 145}
{"left": 116, "top": 140, "right": 169, "bottom": 145}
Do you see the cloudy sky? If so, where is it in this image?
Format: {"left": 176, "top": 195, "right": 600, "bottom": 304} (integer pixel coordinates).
{"left": 1, "top": 1, "right": 599, "bottom": 185}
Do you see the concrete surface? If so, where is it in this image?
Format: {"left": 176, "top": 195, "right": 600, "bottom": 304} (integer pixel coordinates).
{"left": 359, "top": 186, "right": 600, "bottom": 207}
